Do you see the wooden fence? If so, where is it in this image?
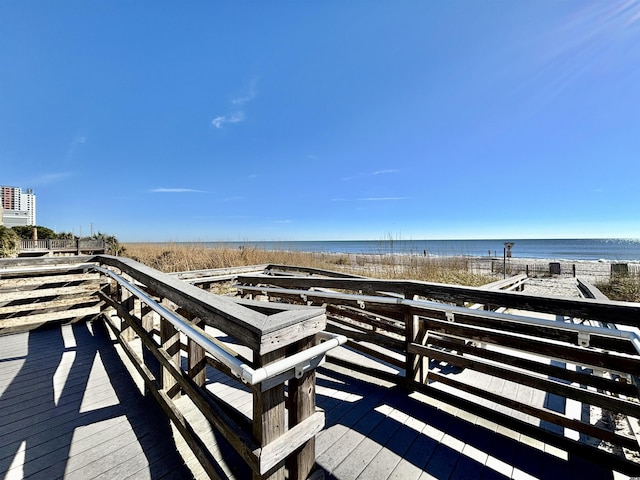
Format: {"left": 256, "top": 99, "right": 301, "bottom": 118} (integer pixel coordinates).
{"left": 0, "top": 256, "right": 343, "bottom": 480}
{"left": 236, "top": 264, "right": 640, "bottom": 476}
{"left": 18, "top": 238, "right": 106, "bottom": 255}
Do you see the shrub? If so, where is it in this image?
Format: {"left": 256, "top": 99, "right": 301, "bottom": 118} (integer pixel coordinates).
{"left": 0, "top": 226, "right": 20, "bottom": 258}
{"left": 596, "top": 276, "right": 640, "bottom": 303}
{"left": 11, "top": 225, "right": 57, "bottom": 239}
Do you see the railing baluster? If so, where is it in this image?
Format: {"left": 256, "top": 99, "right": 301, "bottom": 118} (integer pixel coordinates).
{"left": 160, "top": 299, "right": 181, "bottom": 399}
{"left": 187, "top": 317, "right": 206, "bottom": 387}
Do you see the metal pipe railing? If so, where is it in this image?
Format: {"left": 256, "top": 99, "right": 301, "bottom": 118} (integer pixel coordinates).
{"left": 236, "top": 284, "right": 640, "bottom": 356}
{"left": 94, "top": 266, "right": 346, "bottom": 385}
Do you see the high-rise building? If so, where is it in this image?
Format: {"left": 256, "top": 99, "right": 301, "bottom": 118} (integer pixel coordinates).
{"left": 0, "top": 186, "right": 36, "bottom": 227}
{"left": 22, "top": 188, "right": 36, "bottom": 225}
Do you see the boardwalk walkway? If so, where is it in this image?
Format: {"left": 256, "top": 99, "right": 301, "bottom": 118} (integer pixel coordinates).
{"left": 0, "top": 318, "right": 629, "bottom": 480}
{"left": 0, "top": 321, "right": 193, "bottom": 480}
{"left": 315, "top": 361, "right": 614, "bottom": 480}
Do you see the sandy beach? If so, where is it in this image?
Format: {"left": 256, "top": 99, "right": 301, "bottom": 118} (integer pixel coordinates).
{"left": 346, "top": 253, "right": 639, "bottom": 282}
{"left": 335, "top": 253, "right": 640, "bottom": 301}
{"left": 473, "top": 256, "right": 640, "bottom": 284}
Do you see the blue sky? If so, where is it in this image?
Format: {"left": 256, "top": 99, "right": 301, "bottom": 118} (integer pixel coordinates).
{"left": 1, "top": 1, "right": 639, "bottom": 242}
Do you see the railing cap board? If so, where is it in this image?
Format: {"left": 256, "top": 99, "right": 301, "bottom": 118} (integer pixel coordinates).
{"left": 172, "top": 264, "right": 270, "bottom": 280}
{"left": 237, "top": 271, "right": 640, "bottom": 327}
{"left": 577, "top": 278, "right": 610, "bottom": 301}
{"left": 0, "top": 256, "right": 94, "bottom": 269}
{"left": 233, "top": 296, "right": 319, "bottom": 313}
{"left": 479, "top": 273, "right": 528, "bottom": 290}
{"left": 265, "top": 264, "right": 367, "bottom": 279}
{"left": 94, "top": 256, "right": 325, "bottom": 353}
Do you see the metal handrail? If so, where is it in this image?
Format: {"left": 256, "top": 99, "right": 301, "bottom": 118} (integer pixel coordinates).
{"left": 94, "top": 266, "right": 346, "bottom": 385}
{"left": 236, "top": 283, "right": 640, "bottom": 356}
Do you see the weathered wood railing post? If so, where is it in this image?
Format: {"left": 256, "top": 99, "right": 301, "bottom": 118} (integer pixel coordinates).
{"left": 253, "top": 348, "right": 287, "bottom": 480}
{"left": 119, "top": 279, "right": 136, "bottom": 342}
{"left": 187, "top": 316, "right": 206, "bottom": 387}
{"left": 161, "top": 298, "right": 181, "bottom": 398}
{"left": 405, "top": 290, "right": 428, "bottom": 385}
{"left": 286, "top": 335, "right": 318, "bottom": 480}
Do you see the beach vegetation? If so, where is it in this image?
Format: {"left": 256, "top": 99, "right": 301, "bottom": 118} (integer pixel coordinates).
{"left": 11, "top": 225, "right": 57, "bottom": 239}
{"left": 0, "top": 226, "right": 20, "bottom": 258}
{"left": 123, "top": 242, "right": 493, "bottom": 286}
{"left": 92, "top": 232, "right": 125, "bottom": 256}
{"left": 597, "top": 276, "right": 640, "bottom": 303}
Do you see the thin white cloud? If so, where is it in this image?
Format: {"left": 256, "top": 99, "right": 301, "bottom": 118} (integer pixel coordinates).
{"left": 229, "top": 111, "right": 245, "bottom": 123}
{"left": 274, "top": 219, "right": 292, "bottom": 223}
{"left": 212, "top": 79, "right": 258, "bottom": 128}
{"left": 307, "top": 155, "right": 319, "bottom": 160}
{"left": 332, "top": 196, "right": 409, "bottom": 202}
{"left": 150, "top": 188, "right": 206, "bottom": 193}
{"left": 341, "top": 169, "right": 399, "bottom": 181}
{"left": 361, "top": 196, "right": 409, "bottom": 201}
{"left": 212, "top": 111, "right": 246, "bottom": 129}
{"left": 232, "top": 78, "right": 258, "bottom": 105}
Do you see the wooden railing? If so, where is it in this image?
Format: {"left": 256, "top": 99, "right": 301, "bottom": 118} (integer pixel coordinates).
{"left": 0, "top": 256, "right": 343, "bottom": 480}
{"left": 236, "top": 265, "right": 640, "bottom": 476}
{"left": 18, "top": 238, "right": 106, "bottom": 255}
{"left": 0, "top": 256, "right": 101, "bottom": 334}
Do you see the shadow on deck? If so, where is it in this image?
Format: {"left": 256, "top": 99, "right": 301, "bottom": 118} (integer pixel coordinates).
{"left": 0, "top": 321, "right": 193, "bottom": 479}
{"left": 312, "top": 362, "right": 617, "bottom": 480}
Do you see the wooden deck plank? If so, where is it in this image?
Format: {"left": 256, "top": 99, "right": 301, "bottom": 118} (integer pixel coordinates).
{"left": 331, "top": 412, "right": 403, "bottom": 479}
{"left": 355, "top": 409, "right": 419, "bottom": 480}
{"left": 316, "top": 392, "right": 387, "bottom": 474}
{"left": 0, "top": 321, "right": 193, "bottom": 480}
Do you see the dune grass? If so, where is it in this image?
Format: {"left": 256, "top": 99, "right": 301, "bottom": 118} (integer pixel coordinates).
{"left": 122, "top": 242, "right": 493, "bottom": 286}
{"left": 597, "top": 275, "right": 640, "bottom": 303}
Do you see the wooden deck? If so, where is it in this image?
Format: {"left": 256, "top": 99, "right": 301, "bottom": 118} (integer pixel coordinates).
{"left": 315, "top": 361, "right": 611, "bottom": 480}
{"left": 0, "top": 320, "right": 630, "bottom": 480}
{"left": 0, "top": 321, "right": 193, "bottom": 480}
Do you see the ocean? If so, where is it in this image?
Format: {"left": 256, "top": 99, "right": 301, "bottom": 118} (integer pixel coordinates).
{"left": 197, "top": 238, "right": 640, "bottom": 262}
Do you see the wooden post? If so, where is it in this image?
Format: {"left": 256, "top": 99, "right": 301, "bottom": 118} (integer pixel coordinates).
{"left": 188, "top": 317, "right": 207, "bottom": 387}
{"left": 120, "top": 283, "right": 136, "bottom": 342}
{"left": 405, "top": 297, "right": 428, "bottom": 385}
{"left": 286, "top": 336, "right": 317, "bottom": 480}
{"left": 141, "top": 302, "right": 159, "bottom": 395}
{"left": 253, "top": 348, "right": 286, "bottom": 480}
{"left": 161, "top": 301, "right": 181, "bottom": 398}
